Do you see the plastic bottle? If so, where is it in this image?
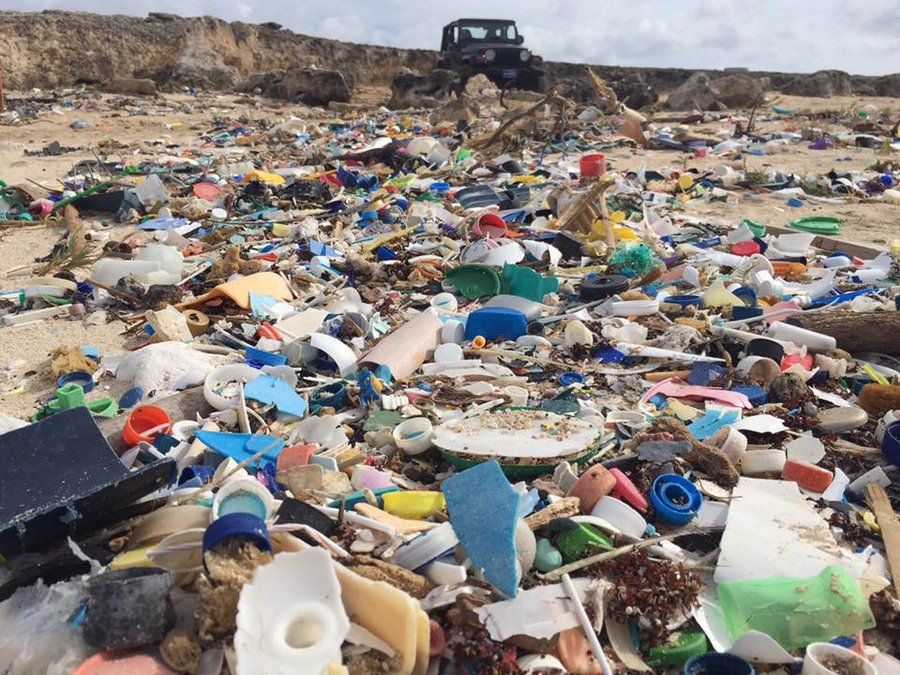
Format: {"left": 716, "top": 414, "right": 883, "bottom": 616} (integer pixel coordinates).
{"left": 768, "top": 323, "right": 837, "bottom": 352}
{"left": 717, "top": 566, "right": 875, "bottom": 650}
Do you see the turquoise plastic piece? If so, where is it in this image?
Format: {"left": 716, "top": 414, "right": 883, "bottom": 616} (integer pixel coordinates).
{"left": 442, "top": 460, "right": 520, "bottom": 597}
{"left": 501, "top": 263, "right": 558, "bottom": 302}
{"left": 194, "top": 430, "right": 285, "bottom": 465}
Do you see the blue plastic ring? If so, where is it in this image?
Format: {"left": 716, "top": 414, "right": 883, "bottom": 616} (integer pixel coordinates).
{"left": 57, "top": 371, "right": 94, "bottom": 393}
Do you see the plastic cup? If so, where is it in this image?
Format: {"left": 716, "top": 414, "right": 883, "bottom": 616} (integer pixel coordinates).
{"left": 579, "top": 154, "right": 606, "bottom": 178}
{"left": 122, "top": 405, "right": 171, "bottom": 446}
{"left": 472, "top": 213, "right": 507, "bottom": 239}
{"left": 801, "top": 643, "right": 876, "bottom": 675}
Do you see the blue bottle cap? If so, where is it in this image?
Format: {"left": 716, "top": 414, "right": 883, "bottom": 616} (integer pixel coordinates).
{"left": 202, "top": 513, "right": 270, "bottom": 554}
{"left": 732, "top": 287, "right": 758, "bottom": 307}
{"left": 649, "top": 474, "right": 702, "bottom": 526}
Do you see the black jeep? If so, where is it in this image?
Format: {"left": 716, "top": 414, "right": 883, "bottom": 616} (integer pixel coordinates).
{"left": 438, "top": 19, "right": 545, "bottom": 93}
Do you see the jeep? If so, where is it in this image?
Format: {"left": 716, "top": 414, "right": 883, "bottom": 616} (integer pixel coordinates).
{"left": 438, "top": 19, "right": 545, "bottom": 93}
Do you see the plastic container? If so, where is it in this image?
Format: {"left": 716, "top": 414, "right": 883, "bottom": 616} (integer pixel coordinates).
{"left": 740, "top": 449, "right": 786, "bottom": 475}
{"left": 801, "top": 642, "right": 877, "bottom": 675}
{"left": 768, "top": 323, "right": 837, "bottom": 352}
{"left": 717, "top": 566, "right": 875, "bottom": 650}
{"left": 90, "top": 259, "right": 162, "bottom": 286}
{"left": 579, "top": 154, "right": 606, "bottom": 178}
{"left": 392, "top": 417, "right": 435, "bottom": 456}
{"left": 136, "top": 245, "right": 184, "bottom": 276}
{"left": 464, "top": 307, "right": 528, "bottom": 342}
{"left": 882, "top": 420, "right": 900, "bottom": 466}
{"left": 212, "top": 477, "right": 276, "bottom": 521}
{"left": 589, "top": 496, "right": 646, "bottom": 538}
{"left": 883, "top": 188, "right": 900, "bottom": 205}
{"left": 122, "top": 406, "right": 171, "bottom": 446}
{"left": 204, "top": 364, "right": 262, "bottom": 410}
{"left": 472, "top": 213, "right": 507, "bottom": 239}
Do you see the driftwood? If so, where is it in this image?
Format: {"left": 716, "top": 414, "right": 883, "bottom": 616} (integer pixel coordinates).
{"left": 792, "top": 310, "right": 900, "bottom": 355}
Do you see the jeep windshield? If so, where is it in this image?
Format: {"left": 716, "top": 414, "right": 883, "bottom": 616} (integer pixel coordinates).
{"left": 458, "top": 21, "right": 518, "bottom": 44}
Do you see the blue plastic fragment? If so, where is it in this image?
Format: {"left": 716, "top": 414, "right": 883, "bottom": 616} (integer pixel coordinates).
{"left": 731, "top": 385, "right": 766, "bottom": 406}
{"left": 244, "top": 375, "right": 308, "bottom": 418}
{"left": 687, "top": 409, "right": 740, "bottom": 441}
{"left": 118, "top": 387, "right": 144, "bottom": 409}
{"left": 194, "top": 430, "right": 285, "bottom": 465}
{"left": 249, "top": 292, "right": 277, "bottom": 319}
{"left": 687, "top": 362, "right": 725, "bottom": 386}
{"left": 442, "top": 460, "right": 520, "bottom": 597}
{"left": 244, "top": 347, "right": 287, "bottom": 367}
{"left": 558, "top": 372, "right": 585, "bottom": 387}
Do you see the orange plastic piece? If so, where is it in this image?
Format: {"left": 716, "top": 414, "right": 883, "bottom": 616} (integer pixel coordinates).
{"left": 771, "top": 261, "right": 806, "bottom": 279}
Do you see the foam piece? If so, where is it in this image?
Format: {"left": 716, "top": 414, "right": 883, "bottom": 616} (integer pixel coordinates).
{"left": 442, "top": 460, "right": 520, "bottom": 597}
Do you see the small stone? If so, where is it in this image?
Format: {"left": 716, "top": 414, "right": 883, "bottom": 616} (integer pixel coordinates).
{"left": 534, "top": 538, "right": 563, "bottom": 573}
{"left": 769, "top": 373, "right": 811, "bottom": 406}
{"left": 816, "top": 406, "right": 868, "bottom": 433}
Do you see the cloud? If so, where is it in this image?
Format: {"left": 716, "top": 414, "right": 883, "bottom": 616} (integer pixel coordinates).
{"left": 3, "top": 0, "right": 895, "bottom": 75}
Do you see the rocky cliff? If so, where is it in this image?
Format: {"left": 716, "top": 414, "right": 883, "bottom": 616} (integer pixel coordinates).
{"left": 0, "top": 10, "right": 896, "bottom": 99}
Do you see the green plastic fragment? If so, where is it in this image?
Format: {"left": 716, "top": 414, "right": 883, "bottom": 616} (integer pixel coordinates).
{"left": 740, "top": 218, "right": 767, "bottom": 238}
{"left": 445, "top": 265, "right": 502, "bottom": 299}
{"left": 786, "top": 216, "right": 843, "bottom": 235}
{"left": 501, "top": 263, "right": 558, "bottom": 302}
{"left": 646, "top": 631, "right": 708, "bottom": 667}
{"left": 555, "top": 523, "right": 613, "bottom": 563}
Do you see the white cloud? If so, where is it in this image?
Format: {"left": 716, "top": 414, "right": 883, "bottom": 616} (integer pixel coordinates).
{"left": 5, "top": 0, "right": 896, "bottom": 75}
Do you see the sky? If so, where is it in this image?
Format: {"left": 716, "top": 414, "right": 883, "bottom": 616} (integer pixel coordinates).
{"left": 8, "top": 0, "right": 899, "bottom": 75}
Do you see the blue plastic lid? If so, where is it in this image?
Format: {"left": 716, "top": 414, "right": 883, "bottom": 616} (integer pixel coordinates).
{"left": 649, "top": 474, "right": 702, "bottom": 526}
{"left": 202, "top": 513, "right": 270, "bottom": 554}
{"left": 665, "top": 294, "right": 701, "bottom": 308}
{"left": 57, "top": 371, "right": 94, "bottom": 393}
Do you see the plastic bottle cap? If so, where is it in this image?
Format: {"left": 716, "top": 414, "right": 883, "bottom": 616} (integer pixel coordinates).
{"left": 649, "top": 474, "right": 702, "bottom": 526}
{"left": 202, "top": 512, "right": 270, "bottom": 554}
